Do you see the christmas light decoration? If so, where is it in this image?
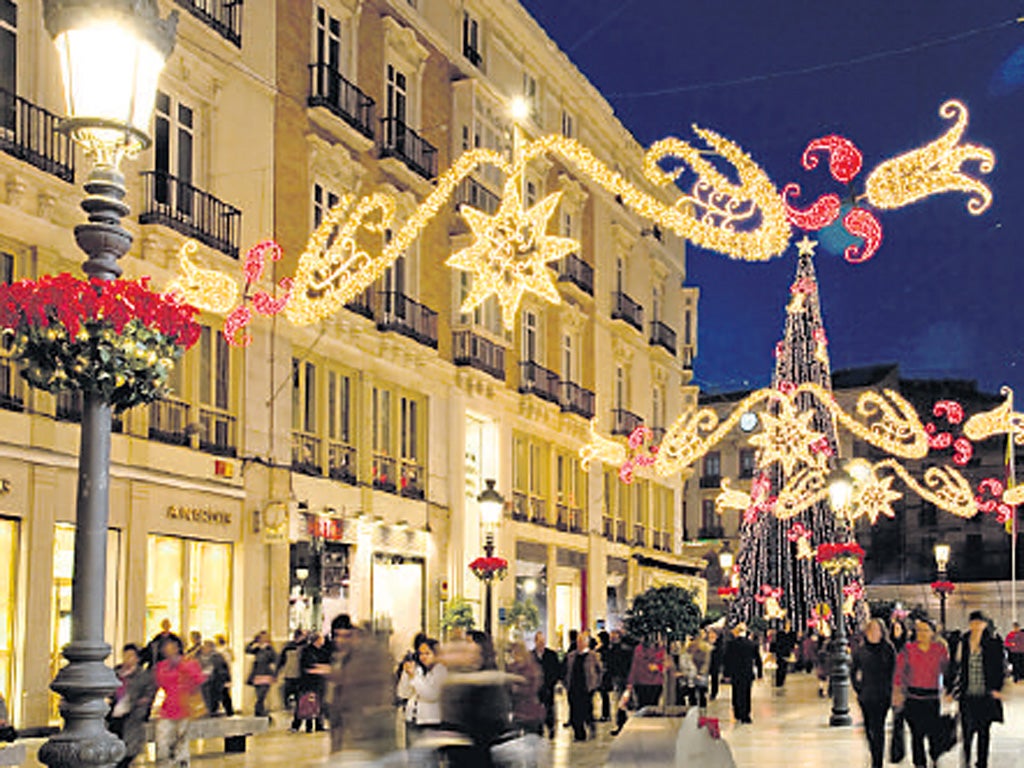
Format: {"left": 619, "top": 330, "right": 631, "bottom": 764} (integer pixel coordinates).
{"left": 816, "top": 542, "right": 866, "bottom": 576}
{"left": 841, "top": 207, "right": 883, "bottom": 264}
{"left": 934, "top": 400, "right": 965, "bottom": 424}
{"left": 964, "top": 396, "right": 1024, "bottom": 446}
{"left": 783, "top": 185, "right": 841, "bottom": 231}
{"left": 715, "top": 477, "right": 753, "bottom": 515}
{"left": 802, "top": 135, "right": 864, "bottom": 184}
{"left": 864, "top": 99, "right": 995, "bottom": 215}
{"left": 750, "top": 408, "right": 826, "bottom": 476}
{"left": 165, "top": 240, "right": 240, "bottom": 313}
{"left": 842, "top": 581, "right": 865, "bottom": 616}
{"left": 580, "top": 418, "right": 627, "bottom": 471}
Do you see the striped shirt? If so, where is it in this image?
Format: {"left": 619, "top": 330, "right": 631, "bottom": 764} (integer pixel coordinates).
{"left": 966, "top": 648, "right": 985, "bottom": 697}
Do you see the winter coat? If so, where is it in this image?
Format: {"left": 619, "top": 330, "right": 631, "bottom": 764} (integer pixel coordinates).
{"left": 953, "top": 632, "right": 1005, "bottom": 723}
{"left": 723, "top": 635, "right": 762, "bottom": 682}
{"left": 278, "top": 640, "right": 305, "bottom": 680}
{"left": 245, "top": 641, "right": 277, "bottom": 685}
{"left": 154, "top": 657, "right": 204, "bottom": 721}
{"left": 299, "top": 641, "right": 332, "bottom": 693}
{"left": 396, "top": 663, "right": 448, "bottom": 725}
{"left": 507, "top": 656, "right": 545, "bottom": 726}
{"left": 533, "top": 647, "right": 561, "bottom": 703}
{"left": 563, "top": 649, "right": 601, "bottom": 694}
{"left": 851, "top": 639, "right": 895, "bottom": 704}
{"left": 111, "top": 664, "right": 156, "bottom": 757}
{"left": 626, "top": 643, "right": 665, "bottom": 688}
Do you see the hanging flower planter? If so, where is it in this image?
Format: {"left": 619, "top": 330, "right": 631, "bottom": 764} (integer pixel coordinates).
{"left": 0, "top": 273, "right": 201, "bottom": 411}
{"left": 717, "top": 586, "right": 739, "bottom": 600}
{"left": 815, "top": 541, "right": 865, "bottom": 576}
{"left": 468, "top": 556, "right": 508, "bottom": 582}
{"left": 930, "top": 580, "right": 956, "bottom": 596}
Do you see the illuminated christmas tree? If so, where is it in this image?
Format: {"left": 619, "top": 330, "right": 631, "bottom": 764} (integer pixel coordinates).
{"left": 731, "top": 240, "right": 857, "bottom": 631}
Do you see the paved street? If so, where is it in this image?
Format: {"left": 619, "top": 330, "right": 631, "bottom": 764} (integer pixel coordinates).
{"left": 17, "top": 674, "right": 1024, "bottom": 766}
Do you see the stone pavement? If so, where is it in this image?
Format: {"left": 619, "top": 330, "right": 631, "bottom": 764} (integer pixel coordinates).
{"left": 18, "top": 673, "right": 1024, "bottom": 766}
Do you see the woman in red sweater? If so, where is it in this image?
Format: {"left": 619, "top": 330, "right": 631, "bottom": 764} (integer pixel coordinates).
{"left": 892, "top": 618, "right": 949, "bottom": 768}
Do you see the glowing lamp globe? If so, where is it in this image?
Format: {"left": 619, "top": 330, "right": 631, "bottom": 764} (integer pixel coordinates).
{"left": 477, "top": 478, "right": 504, "bottom": 528}
{"left": 934, "top": 542, "right": 951, "bottom": 572}
{"left": 44, "top": 0, "right": 177, "bottom": 158}
{"left": 827, "top": 468, "right": 854, "bottom": 514}
{"left": 718, "top": 549, "right": 734, "bottom": 571}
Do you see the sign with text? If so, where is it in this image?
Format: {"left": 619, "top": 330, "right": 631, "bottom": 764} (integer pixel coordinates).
{"left": 166, "top": 505, "right": 232, "bottom": 525}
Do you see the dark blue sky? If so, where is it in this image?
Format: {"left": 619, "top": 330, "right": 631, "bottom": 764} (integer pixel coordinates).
{"left": 521, "top": 1, "right": 1024, "bottom": 397}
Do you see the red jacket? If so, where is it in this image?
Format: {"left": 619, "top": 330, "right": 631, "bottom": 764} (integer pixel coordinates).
{"left": 1005, "top": 629, "right": 1024, "bottom": 655}
{"left": 155, "top": 657, "right": 204, "bottom": 720}
{"left": 627, "top": 643, "right": 665, "bottom": 688}
{"left": 894, "top": 641, "right": 948, "bottom": 698}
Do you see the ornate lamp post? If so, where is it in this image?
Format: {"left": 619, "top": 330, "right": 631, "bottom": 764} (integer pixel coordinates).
{"left": 476, "top": 479, "right": 505, "bottom": 636}
{"left": 825, "top": 468, "right": 856, "bottom": 728}
{"left": 933, "top": 542, "right": 952, "bottom": 630}
{"left": 39, "top": 2, "right": 176, "bottom": 767}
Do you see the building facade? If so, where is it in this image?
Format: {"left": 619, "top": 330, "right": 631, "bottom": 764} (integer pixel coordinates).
{"left": 0, "top": 0, "right": 703, "bottom": 727}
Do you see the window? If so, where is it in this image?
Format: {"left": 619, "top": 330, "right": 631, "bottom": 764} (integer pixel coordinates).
{"left": 703, "top": 451, "right": 721, "bottom": 478}
{"left": 561, "top": 332, "right": 577, "bottom": 383}
{"left": 315, "top": 6, "right": 342, "bottom": 74}
{"left": 313, "top": 183, "right": 340, "bottom": 228}
{"left": 701, "top": 499, "right": 717, "bottom": 531}
{"left": 560, "top": 108, "right": 574, "bottom": 139}
{"left": 198, "top": 327, "right": 230, "bottom": 412}
{"left": 562, "top": 212, "right": 573, "bottom": 238}
{"left": 154, "top": 92, "right": 195, "bottom": 213}
{"left": 292, "top": 359, "right": 317, "bottom": 433}
{"left": 371, "top": 385, "right": 425, "bottom": 496}
{"left": 684, "top": 309, "right": 693, "bottom": 346}
{"left": 740, "top": 448, "right": 756, "bottom": 478}
{"left": 145, "top": 535, "right": 231, "bottom": 645}
{"left": 372, "top": 387, "right": 392, "bottom": 455}
{"left": 0, "top": 0, "right": 15, "bottom": 119}
{"left": 615, "top": 366, "right": 627, "bottom": 410}
{"left": 615, "top": 257, "right": 624, "bottom": 293}
{"left": 521, "top": 310, "right": 539, "bottom": 363}
{"left": 652, "top": 386, "right": 663, "bottom": 430}
{"left": 458, "top": 273, "right": 502, "bottom": 334}
{"left": 522, "top": 72, "right": 538, "bottom": 122}
{"left": 386, "top": 63, "right": 407, "bottom": 123}
{"left": 462, "top": 11, "right": 481, "bottom": 66}
{"left": 0, "top": 251, "right": 11, "bottom": 284}
{"left": 328, "top": 371, "right": 352, "bottom": 444}
{"left": 652, "top": 285, "right": 661, "bottom": 324}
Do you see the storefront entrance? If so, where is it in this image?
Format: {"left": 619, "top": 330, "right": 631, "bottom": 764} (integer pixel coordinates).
{"left": 145, "top": 535, "right": 232, "bottom": 645}
{"left": 0, "top": 518, "right": 16, "bottom": 721}
{"left": 371, "top": 553, "right": 423, "bottom": 657}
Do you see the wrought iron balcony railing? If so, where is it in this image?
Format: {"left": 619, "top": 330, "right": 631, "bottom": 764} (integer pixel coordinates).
{"left": 557, "top": 504, "right": 584, "bottom": 533}
{"left": 615, "top": 519, "right": 627, "bottom": 543}
{"left": 519, "top": 361, "right": 560, "bottom": 405}
{"left": 139, "top": 170, "right": 242, "bottom": 259}
{"left": 0, "top": 357, "right": 24, "bottom": 412}
{"left": 372, "top": 454, "right": 397, "bottom": 493}
{"left": 400, "top": 459, "right": 425, "bottom": 500}
{"left": 463, "top": 45, "right": 483, "bottom": 68}
{"left": 611, "top": 408, "right": 643, "bottom": 436}
{"left": 56, "top": 391, "right": 83, "bottom": 423}
{"left": 380, "top": 117, "right": 437, "bottom": 180}
{"left": 559, "top": 381, "right": 595, "bottom": 420}
{"left": 198, "top": 406, "right": 236, "bottom": 457}
{"left": 569, "top": 507, "right": 583, "bottom": 533}
{"left": 603, "top": 515, "right": 614, "bottom": 539}
{"left": 174, "top": 0, "right": 243, "bottom": 47}
{"left": 697, "top": 525, "right": 725, "bottom": 540}
{"left": 649, "top": 320, "right": 677, "bottom": 355}
{"left": 328, "top": 441, "right": 357, "bottom": 485}
{"left": 633, "top": 524, "right": 647, "bottom": 548}
{"left": 452, "top": 330, "right": 505, "bottom": 381}
{"left": 0, "top": 87, "right": 75, "bottom": 182}
{"left": 291, "top": 431, "right": 322, "bottom": 476}
{"left": 455, "top": 177, "right": 500, "bottom": 215}
{"left": 150, "top": 398, "right": 191, "bottom": 446}
{"left": 611, "top": 291, "right": 644, "bottom": 332}
{"left": 511, "top": 491, "right": 546, "bottom": 524}
{"left": 307, "top": 62, "right": 375, "bottom": 139}
{"left": 699, "top": 475, "right": 721, "bottom": 489}
{"left": 376, "top": 291, "right": 438, "bottom": 349}
{"left": 345, "top": 288, "right": 375, "bottom": 320}
{"left": 556, "top": 253, "right": 594, "bottom": 296}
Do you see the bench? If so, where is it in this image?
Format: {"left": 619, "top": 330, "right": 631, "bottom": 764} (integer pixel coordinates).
{"left": 0, "top": 743, "right": 25, "bottom": 766}
{"left": 144, "top": 715, "right": 268, "bottom": 754}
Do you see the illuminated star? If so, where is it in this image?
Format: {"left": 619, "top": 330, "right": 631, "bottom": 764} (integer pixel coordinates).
{"left": 850, "top": 474, "right": 902, "bottom": 525}
{"left": 446, "top": 185, "right": 578, "bottom": 328}
{"left": 795, "top": 234, "right": 818, "bottom": 257}
{"left": 749, "top": 408, "right": 824, "bottom": 476}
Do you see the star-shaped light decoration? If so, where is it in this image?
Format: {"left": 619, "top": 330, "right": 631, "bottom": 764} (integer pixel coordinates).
{"left": 446, "top": 185, "right": 578, "bottom": 328}
{"left": 795, "top": 234, "right": 818, "bottom": 257}
{"left": 749, "top": 408, "right": 825, "bottom": 476}
{"left": 848, "top": 473, "right": 901, "bottom": 525}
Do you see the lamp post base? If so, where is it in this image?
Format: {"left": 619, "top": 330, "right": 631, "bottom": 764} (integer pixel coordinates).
{"left": 829, "top": 614, "right": 854, "bottom": 727}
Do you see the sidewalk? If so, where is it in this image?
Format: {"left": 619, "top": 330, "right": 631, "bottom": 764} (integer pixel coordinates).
{"left": 18, "top": 673, "right": 1024, "bottom": 766}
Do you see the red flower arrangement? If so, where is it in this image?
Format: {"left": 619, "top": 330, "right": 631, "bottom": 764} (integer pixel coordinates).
{"left": 930, "top": 580, "right": 956, "bottom": 596}
{"left": 717, "top": 586, "right": 739, "bottom": 600}
{"left": 468, "top": 556, "right": 508, "bottom": 582}
{"left": 815, "top": 541, "right": 865, "bottom": 576}
{"left": 0, "top": 273, "right": 200, "bottom": 411}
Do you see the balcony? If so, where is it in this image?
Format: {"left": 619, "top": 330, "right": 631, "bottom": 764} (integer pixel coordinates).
{"left": 150, "top": 398, "right": 191, "bottom": 446}
{"left": 559, "top": 381, "right": 595, "bottom": 420}
{"left": 308, "top": 62, "right": 375, "bottom": 139}
{"left": 55, "top": 391, "right": 83, "bottom": 423}
{"left": 139, "top": 171, "right": 242, "bottom": 259}
{"left": 699, "top": 475, "right": 721, "bottom": 489}
{"left": 633, "top": 524, "right": 647, "bottom": 548}
{"left": 372, "top": 454, "right": 397, "bottom": 493}
{"left": 0, "top": 357, "right": 23, "bottom": 412}
{"left": 291, "top": 431, "right": 322, "bottom": 476}
{"left": 611, "top": 408, "right": 643, "bottom": 437}
{"left": 556, "top": 253, "right": 594, "bottom": 296}
{"left": 0, "top": 88, "right": 75, "bottom": 183}
{"left": 615, "top": 519, "right": 627, "bottom": 543}
{"left": 345, "top": 288, "right": 375, "bottom": 320}
{"left": 519, "top": 361, "right": 560, "bottom": 405}
{"left": 376, "top": 292, "right": 438, "bottom": 349}
{"left": 328, "top": 441, "right": 357, "bottom": 485}
{"left": 455, "top": 177, "right": 500, "bottom": 215}
{"left": 556, "top": 504, "right": 569, "bottom": 532}
{"left": 611, "top": 291, "right": 643, "bottom": 333}
{"left": 452, "top": 330, "right": 505, "bottom": 381}
{"left": 569, "top": 507, "right": 583, "bottom": 533}
{"left": 380, "top": 117, "right": 437, "bottom": 180}
{"left": 463, "top": 44, "right": 483, "bottom": 68}
{"left": 697, "top": 525, "right": 725, "bottom": 540}
{"left": 557, "top": 504, "right": 583, "bottom": 533}
{"left": 649, "top": 320, "right": 677, "bottom": 355}
{"left": 400, "top": 459, "right": 425, "bottom": 500}
{"left": 603, "top": 515, "right": 614, "bottom": 539}
{"left": 198, "top": 407, "right": 236, "bottom": 457}
{"left": 174, "top": 0, "right": 243, "bottom": 47}
{"left": 511, "top": 491, "right": 546, "bottom": 525}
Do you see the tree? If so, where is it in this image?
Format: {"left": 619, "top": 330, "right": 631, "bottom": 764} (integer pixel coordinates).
{"left": 441, "top": 597, "right": 476, "bottom": 634}
{"left": 624, "top": 585, "right": 702, "bottom": 644}
{"left": 507, "top": 599, "right": 540, "bottom": 633}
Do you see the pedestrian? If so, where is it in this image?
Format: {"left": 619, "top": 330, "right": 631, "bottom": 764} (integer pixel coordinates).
{"left": 145, "top": 618, "right": 182, "bottom": 668}
{"left": 278, "top": 629, "right": 306, "bottom": 713}
{"left": 184, "top": 630, "right": 202, "bottom": 659}
{"left": 245, "top": 630, "right": 276, "bottom": 719}
{"left": 1005, "top": 621, "right": 1024, "bottom": 683}
{"left": 891, "top": 616, "right": 908, "bottom": 653}
{"left": 153, "top": 636, "right": 204, "bottom": 768}
{"left": 625, "top": 634, "right": 666, "bottom": 711}
{"left": 532, "top": 631, "right": 561, "bottom": 739}
{"left": 770, "top": 620, "right": 797, "bottom": 692}
{"left": 814, "top": 631, "right": 832, "bottom": 698}
{"left": 686, "top": 629, "right": 712, "bottom": 710}
{"left": 892, "top": 617, "right": 949, "bottom": 768}
{"left": 396, "top": 636, "right": 447, "bottom": 748}
{"left": 468, "top": 629, "right": 498, "bottom": 670}
{"left": 195, "top": 640, "right": 230, "bottom": 716}
{"left": 953, "top": 610, "right": 1006, "bottom": 768}
{"left": 722, "top": 622, "right": 762, "bottom": 724}
{"left": 563, "top": 629, "right": 601, "bottom": 741}
{"left": 595, "top": 630, "right": 613, "bottom": 722}
{"left": 674, "top": 638, "right": 696, "bottom": 706}
{"left": 799, "top": 630, "right": 818, "bottom": 674}
{"left": 294, "top": 632, "right": 329, "bottom": 733}
{"left": 0, "top": 689, "right": 13, "bottom": 742}
{"left": 708, "top": 627, "right": 725, "bottom": 699}
{"left": 107, "top": 644, "right": 156, "bottom": 768}
{"left": 851, "top": 618, "right": 895, "bottom": 768}
{"left": 213, "top": 635, "right": 234, "bottom": 716}
{"left": 507, "top": 640, "right": 545, "bottom": 735}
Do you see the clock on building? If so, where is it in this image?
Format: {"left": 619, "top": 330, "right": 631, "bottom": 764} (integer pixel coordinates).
{"left": 739, "top": 412, "right": 759, "bottom": 433}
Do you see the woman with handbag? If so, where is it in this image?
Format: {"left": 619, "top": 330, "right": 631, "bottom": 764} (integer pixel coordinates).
{"left": 954, "top": 610, "right": 1005, "bottom": 768}
{"left": 892, "top": 617, "right": 949, "bottom": 768}
{"left": 852, "top": 619, "right": 895, "bottom": 768}
{"left": 245, "top": 630, "right": 277, "bottom": 719}
{"left": 293, "top": 632, "right": 330, "bottom": 733}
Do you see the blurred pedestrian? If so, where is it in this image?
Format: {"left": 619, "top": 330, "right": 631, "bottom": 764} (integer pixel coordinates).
{"left": 196, "top": 640, "right": 230, "bottom": 716}
{"left": 1005, "top": 621, "right": 1024, "bottom": 683}
{"left": 532, "top": 632, "right": 560, "bottom": 738}
{"left": 330, "top": 621, "right": 394, "bottom": 757}
{"left": 723, "top": 623, "right": 761, "bottom": 724}
{"left": 687, "top": 629, "right": 712, "bottom": 710}
{"left": 245, "top": 630, "right": 276, "bottom": 718}
{"left": 294, "top": 632, "right": 329, "bottom": 733}
{"left": 396, "top": 636, "right": 447, "bottom": 748}
{"left": 468, "top": 630, "right": 498, "bottom": 670}
{"left": 771, "top": 621, "right": 797, "bottom": 691}
{"left": 563, "top": 630, "right": 600, "bottom": 741}
{"left": 154, "top": 636, "right": 204, "bottom": 768}
{"left": 0, "top": 689, "right": 13, "bottom": 742}
{"left": 278, "top": 629, "right": 306, "bottom": 712}
{"left": 507, "top": 641, "right": 544, "bottom": 735}
{"left": 596, "top": 630, "right": 613, "bottom": 721}
{"left": 145, "top": 618, "right": 181, "bottom": 668}
{"left": 708, "top": 628, "right": 725, "bottom": 699}
{"left": 954, "top": 610, "right": 1005, "bottom": 768}
{"left": 892, "top": 617, "right": 949, "bottom": 768}
{"left": 626, "top": 634, "right": 666, "bottom": 710}
{"left": 213, "top": 635, "right": 234, "bottom": 716}
{"left": 852, "top": 619, "right": 895, "bottom": 768}
{"left": 108, "top": 644, "right": 155, "bottom": 768}
{"left": 184, "top": 630, "right": 202, "bottom": 659}
{"left": 890, "top": 617, "right": 908, "bottom": 653}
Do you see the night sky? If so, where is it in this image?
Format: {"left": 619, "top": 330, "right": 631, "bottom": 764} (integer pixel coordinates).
{"left": 521, "top": 1, "right": 1024, "bottom": 398}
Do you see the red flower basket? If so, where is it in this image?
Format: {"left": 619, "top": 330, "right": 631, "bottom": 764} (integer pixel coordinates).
{"left": 815, "top": 541, "right": 865, "bottom": 576}
{"left": 0, "top": 274, "right": 200, "bottom": 411}
{"left": 468, "top": 556, "right": 508, "bottom": 582}
{"left": 717, "top": 586, "right": 739, "bottom": 600}
{"left": 930, "top": 580, "right": 956, "bottom": 596}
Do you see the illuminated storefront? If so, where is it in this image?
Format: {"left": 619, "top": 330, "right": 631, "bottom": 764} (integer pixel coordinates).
{"left": 146, "top": 535, "right": 232, "bottom": 642}
{"left": 0, "top": 518, "right": 16, "bottom": 715}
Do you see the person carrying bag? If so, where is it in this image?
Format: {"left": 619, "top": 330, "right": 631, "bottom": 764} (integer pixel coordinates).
{"left": 953, "top": 611, "right": 1005, "bottom": 768}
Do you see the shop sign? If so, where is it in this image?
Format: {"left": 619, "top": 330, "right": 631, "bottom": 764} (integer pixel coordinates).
{"left": 262, "top": 501, "right": 289, "bottom": 544}
{"left": 166, "top": 505, "right": 232, "bottom": 525}
{"left": 306, "top": 514, "right": 353, "bottom": 543}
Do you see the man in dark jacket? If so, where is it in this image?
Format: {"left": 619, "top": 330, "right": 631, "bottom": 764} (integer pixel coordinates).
{"left": 852, "top": 618, "right": 896, "bottom": 768}
{"left": 708, "top": 628, "right": 725, "bottom": 700}
{"left": 722, "top": 623, "right": 762, "bottom": 723}
{"left": 954, "top": 611, "right": 1006, "bottom": 768}
{"left": 770, "top": 621, "right": 798, "bottom": 690}
{"left": 533, "top": 631, "right": 561, "bottom": 738}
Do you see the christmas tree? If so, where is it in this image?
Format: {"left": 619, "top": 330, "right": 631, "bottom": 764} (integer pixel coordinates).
{"left": 730, "top": 241, "right": 858, "bottom": 631}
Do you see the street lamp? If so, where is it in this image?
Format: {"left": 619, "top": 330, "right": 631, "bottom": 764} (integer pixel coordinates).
{"left": 826, "top": 468, "right": 855, "bottom": 727}
{"left": 477, "top": 479, "right": 504, "bottom": 636}
{"left": 39, "top": 2, "right": 176, "bottom": 767}
{"left": 934, "top": 542, "right": 951, "bottom": 629}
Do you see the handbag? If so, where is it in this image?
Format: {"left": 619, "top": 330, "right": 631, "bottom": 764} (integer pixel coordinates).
{"left": 297, "top": 692, "right": 320, "bottom": 720}
{"left": 933, "top": 712, "right": 958, "bottom": 757}
{"left": 889, "top": 709, "right": 906, "bottom": 764}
